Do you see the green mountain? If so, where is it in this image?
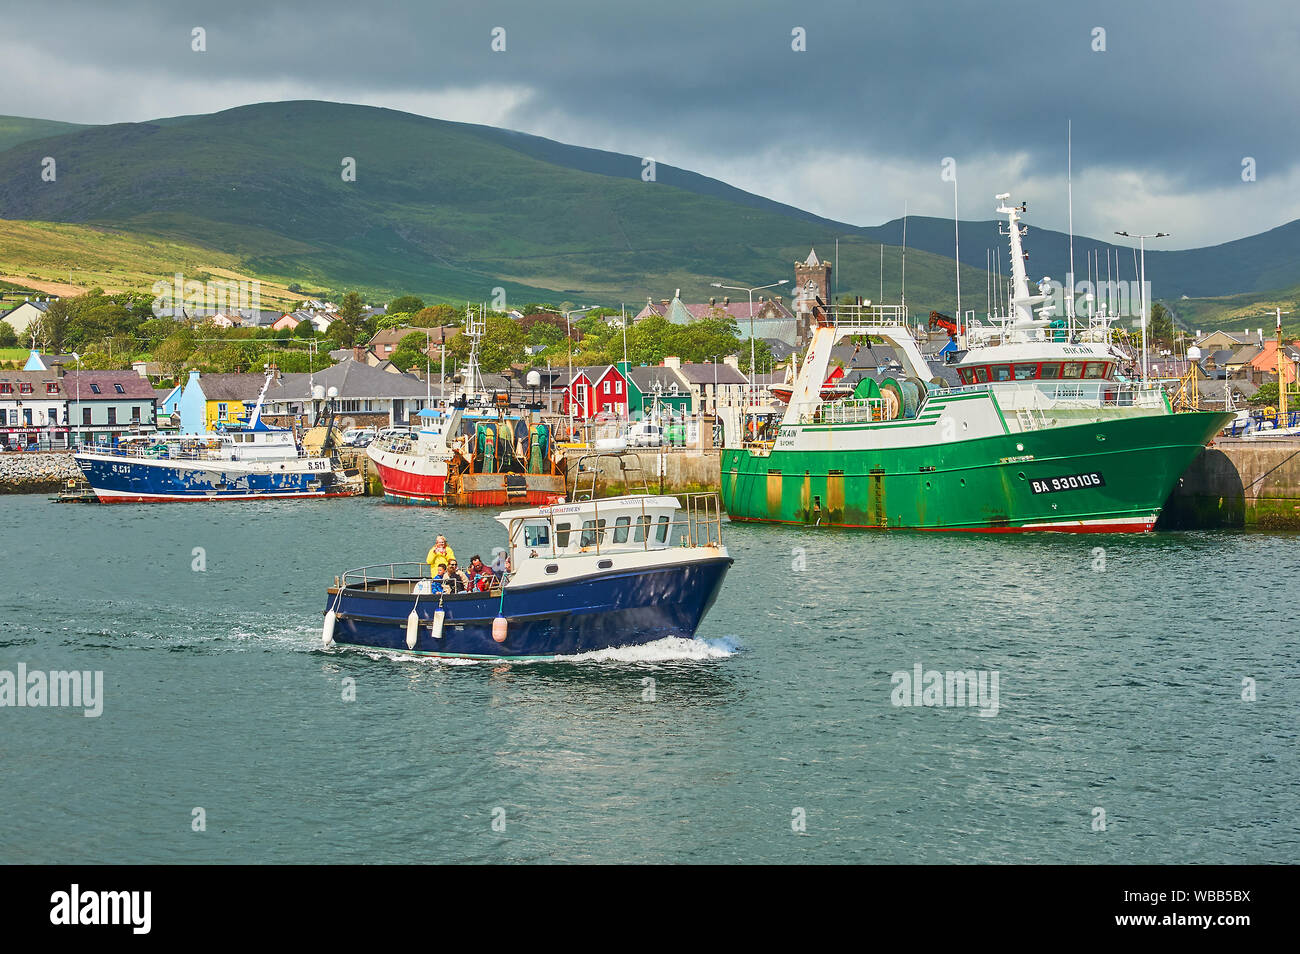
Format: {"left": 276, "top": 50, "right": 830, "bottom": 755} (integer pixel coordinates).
{"left": 0, "top": 101, "right": 980, "bottom": 311}
{"left": 872, "top": 215, "right": 1300, "bottom": 301}
{"left": 0, "top": 115, "right": 91, "bottom": 153}
{"left": 0, "top": 99, "right": 1296, "bottom": 319}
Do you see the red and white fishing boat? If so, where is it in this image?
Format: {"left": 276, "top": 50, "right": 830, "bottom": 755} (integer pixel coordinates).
{"left": 367, "top": 308, "right": 568, "bottom": 507}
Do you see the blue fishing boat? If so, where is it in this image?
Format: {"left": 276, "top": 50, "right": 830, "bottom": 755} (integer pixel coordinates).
{"left": 74, "top": 372, "right": 360, "bottom": 502}
{"left": 322, "top": 471, "right": 732, "bottom": 659}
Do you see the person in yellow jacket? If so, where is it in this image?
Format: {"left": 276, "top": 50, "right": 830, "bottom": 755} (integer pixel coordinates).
{"left": 426, "top": 535, "right": 455, "bottom": 575}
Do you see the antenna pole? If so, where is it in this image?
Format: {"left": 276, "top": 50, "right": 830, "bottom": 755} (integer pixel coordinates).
{"left": 901, "top": 201, "right": 908, "bottom": 315}
{"left": 953, "top": 174, "right": 961, "bottom": 324}
{"left": 1067, "top": 120, "right": 1076, "bottom": 325}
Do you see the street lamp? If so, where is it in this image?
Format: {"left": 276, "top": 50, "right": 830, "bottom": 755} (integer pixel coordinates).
{"left": 1114, "top": 231, "right": 1169, "bottom": 390}
{"left": 711, "top": 279, "right": 787, "bottom": 410}
{"left": 70, "top": 352, "right": 81, "bottom": 450}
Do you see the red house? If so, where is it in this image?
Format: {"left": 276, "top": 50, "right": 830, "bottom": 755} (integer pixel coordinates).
{"left": 558, "top": 365, "right": 629, "bottom": 419}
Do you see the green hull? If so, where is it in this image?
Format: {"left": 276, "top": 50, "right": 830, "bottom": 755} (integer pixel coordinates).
{"left": 721, "top": 411, "right": 1233, "bottom": 533}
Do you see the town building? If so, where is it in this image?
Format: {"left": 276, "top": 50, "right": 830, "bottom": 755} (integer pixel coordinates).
{"left": 667, "top": 356, "right": 749, "bottom": 414}
{"left": 176, "top": 371, "right": 272, "bottom": 433}
{"left": 262, "top": 358, "right": 435, "bottom": 428}
{"left": 0, "top": 369, "right": 68, "bottom": 449}
{"left": 0, "top": 299, "right": 51, "bottom": 338}
{"left": 556, "top": 365, "right": 630, "bottom": 420}
{"left": 62, "top": 370, "right": 157, "bottom": 446}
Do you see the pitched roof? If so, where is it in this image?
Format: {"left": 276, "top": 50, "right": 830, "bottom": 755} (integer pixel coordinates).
{"left": 675, "top": 361, "right": 748, "bottom": 385}
{"left": 626, "top": 365, "right": 687, "bottom": 393}
{"left": 0, "top": 369, "right": 63, "bottom": 396}
{"left": 62, "top": 370, "right": 157, "bottom": 400}
{"left": 190, "top": 373, "right": 271, "bottom": 401}
{"left": 266, "top": 359, "right": 430, "bottom": 401}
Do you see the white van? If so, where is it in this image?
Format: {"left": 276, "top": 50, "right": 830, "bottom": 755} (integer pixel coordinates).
{"left": 626, "top": 421, "right": 663, "bottom": 447}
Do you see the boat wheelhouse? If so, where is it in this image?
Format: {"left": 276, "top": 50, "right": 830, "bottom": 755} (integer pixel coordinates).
{"left": 720, "top": 193, "right": 1233, "bottom": 533}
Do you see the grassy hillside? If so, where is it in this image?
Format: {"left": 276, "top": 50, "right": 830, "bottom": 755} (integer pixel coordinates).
{"left": 1165, "top": 284, "right": 1300, "bottom": 339}
{"left": 0, "top": 115, "right": 91, "bottom": 153}
{"left": 0, "top": 102, "right": 982, "bottom": 312}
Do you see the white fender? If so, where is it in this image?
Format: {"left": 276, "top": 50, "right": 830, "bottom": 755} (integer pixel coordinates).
{"left": 431, "top": 608, "right": 446, "bottom": 640}
{"left": 406, "top": 609, "right": 419, "bottom": 649}
{"left": 322, "top": 609, "right": 336, "bottom": 647}
{"left": 492, "top": 615, "right": 508, "bottom": 643}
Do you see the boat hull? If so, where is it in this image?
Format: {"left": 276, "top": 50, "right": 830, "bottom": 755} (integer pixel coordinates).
{"left": 720, "top": 410, "right": 1233, "bottom": 532}
{"left": 326, "top": 557, "right": 733, "bottom": 659}
{"left": 372, "top": 459, "right": 565, "bottom": 508}
{"left": 75, "top": 453, "right": 351, "bottom": 502}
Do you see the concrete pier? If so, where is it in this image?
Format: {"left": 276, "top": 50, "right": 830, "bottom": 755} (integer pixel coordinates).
{"left": 1160, "top": 438, "right": 1300, "bottom": 530}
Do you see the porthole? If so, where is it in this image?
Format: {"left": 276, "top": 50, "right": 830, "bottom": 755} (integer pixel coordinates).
{"left": 597, "top": 559, "right": 613, "bottom": 570}
{"left": 545, "top": 564, "right": 559, "bottom": 575}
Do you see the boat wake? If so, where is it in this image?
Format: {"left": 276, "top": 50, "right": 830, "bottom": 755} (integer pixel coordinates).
{"left": 327, "top": 635, "right": 738, "bottom": 666}
{"left": 554, "top": 635, "right": 738, "bottom": 664}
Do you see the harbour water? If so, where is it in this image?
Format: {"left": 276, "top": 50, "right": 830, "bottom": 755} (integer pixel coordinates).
{"left": 0, "top": 495, "right": 1294, "bottom": 864}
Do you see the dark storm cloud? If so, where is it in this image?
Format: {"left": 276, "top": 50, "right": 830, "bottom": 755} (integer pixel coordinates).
{"left": 3, "top": 0, "right": 1297, "bottom": 238}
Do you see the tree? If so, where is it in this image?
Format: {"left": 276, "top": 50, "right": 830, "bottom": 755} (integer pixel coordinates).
{"left": 34, "top": 298, "right": 72, "bottom": 351}
{"left": 0, "top": 322, "right": 16, "bottom": 348}
{"left": 1148, "top": 303, "right": 1175, "bottom": 348}
{"left": 411, "top": 304, "right": 460, "bottom": 327}
{"left": 293, "top": 320, "right": 317, "bottom": 339}
{"left": 388, "top": 295, "right": 426, "bottom": 315}
{"left": 446, "top": 315, "right": 526, "bottom": 373}
{"left": 1249, "top": 382, "right": 1279, "bottom": 406}
{"left": 155, "top": 331, "right": 196, "bottom": 377}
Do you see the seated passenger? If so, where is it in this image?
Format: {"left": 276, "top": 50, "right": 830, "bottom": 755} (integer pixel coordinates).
{"left": 468, "top": 555, "right": 495, "bottom": 592}
{"left": 443, "top": 560, "right": 470, "bottom": 593}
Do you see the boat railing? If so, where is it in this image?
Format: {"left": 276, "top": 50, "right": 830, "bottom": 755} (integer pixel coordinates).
{"left": 827, "top": 302, "right": 910, "bottom": 330}
{"left": 938, "top": 380, "right": 1166, "bottom": 409}
{"left": 340, "top": 562, "right": 509, "bottom": 595}
{"left": 83, "top": 441, "right": 228, "bottom": 462}
{"left": 812, "top": 398, "right": 885, "bottom": 424}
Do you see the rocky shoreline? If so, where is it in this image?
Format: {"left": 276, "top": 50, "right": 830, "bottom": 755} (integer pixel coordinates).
{"left": 0, "top": 452, "right": 82, "bottom": 494}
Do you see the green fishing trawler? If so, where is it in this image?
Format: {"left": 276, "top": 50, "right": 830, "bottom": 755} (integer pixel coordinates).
{"left": 721, "top": 194, "right": 1232, "bottom": 533}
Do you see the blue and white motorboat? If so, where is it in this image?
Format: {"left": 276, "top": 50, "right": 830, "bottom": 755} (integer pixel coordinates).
{"left": 321, "top": 488, "right": 733, "bottom": 660}
{"left": 74, "top": 373, "right": 360, "bottom": 502}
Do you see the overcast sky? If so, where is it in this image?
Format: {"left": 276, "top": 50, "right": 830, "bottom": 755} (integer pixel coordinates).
{"left": 3, "top": 0, "right": 1297, "bottom": 247}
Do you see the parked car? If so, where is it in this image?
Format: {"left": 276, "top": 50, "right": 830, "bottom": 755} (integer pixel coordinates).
{"left": 626, "top": 421, "right": 663, "bottom": 447}
{"left": 340, "top": 426, "right": 377, "bottom": 446}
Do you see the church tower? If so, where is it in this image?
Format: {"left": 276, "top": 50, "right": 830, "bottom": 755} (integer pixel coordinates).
{"left": 794, "top": 248, "right": 832, "bottom": 312}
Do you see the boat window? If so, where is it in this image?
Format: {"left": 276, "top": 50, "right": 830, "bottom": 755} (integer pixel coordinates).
{"left": 524, "top": 523, "right": 550, "bottom": 548}
{"left": 555, "top": 522, "right": 572, "bottom": 548}
{"left": 991, "top": 365, "right": 1012, "bottom": 382}
{"left": 655, "top": 515, "right": 670, "bottom": 543}
{"left": 545, "top": 564, "right": 559, "bottom": 574}
{"left": 1083, "top": 362, "right": 1106, "bottom": 379}
{"left": 580, "top": 519, "right": 606, "bottom": 548}
{"left": 1013, "top": 364, "right": 1036, "bottom": 380}
{"left": 974, "top": 367, "right": 989, "bottom": 383}
{"left": 633, "top": 514, "right": 651, "bottom": 542}
{"left": 1062, "top": 362, "right": 1083, "bottom": 378}
{"left": 958, "top": 368, "right": 973, "bottom": 385}
{"left": 613, "top": 515, "right": 631, "bottom": 543}
{"left": 1039, "top": 363, "right": 1061, "bottom": 379}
